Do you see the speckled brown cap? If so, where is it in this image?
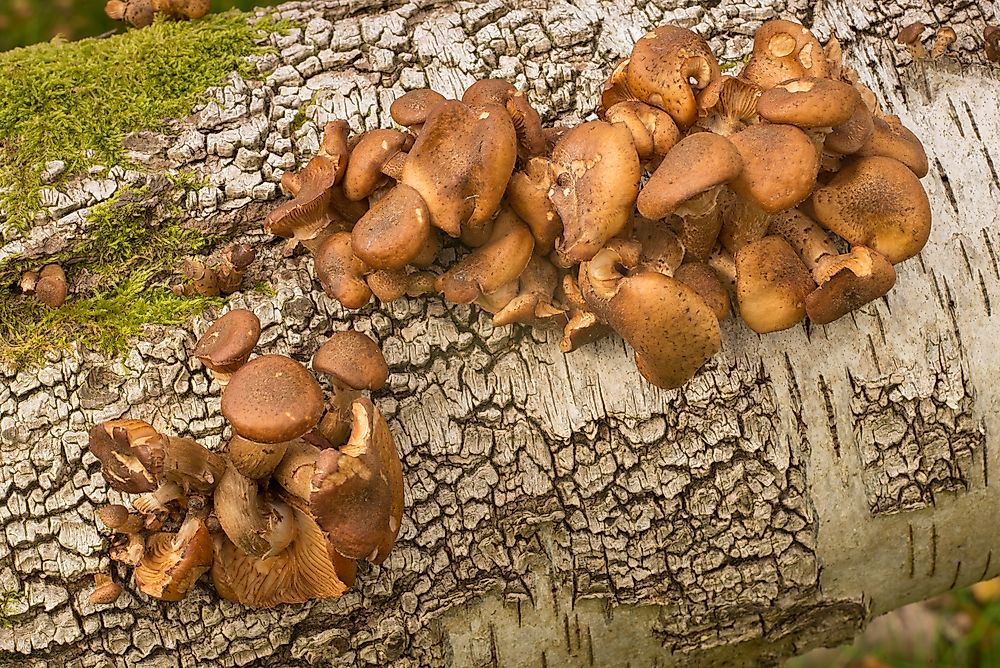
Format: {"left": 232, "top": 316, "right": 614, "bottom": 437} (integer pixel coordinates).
{"left": 756, "top": 77, "right": 861, "bottom": 128}
{"left": 735, "top": 236, "right": 817, "bottom": 333}
{"left": 193, "top": 309, "right": 261, "bottom": 375}
{"left": 312, "top": 331, "right": 389, "bottom": 392}
{"left": 729, "top": 124, "right": 820, "bottom": 214}
{"left": 221, "top": 355, "right": 325, "bottom": 444}
{"left": 806, "top": 247, "right": 897, "bottom": 325}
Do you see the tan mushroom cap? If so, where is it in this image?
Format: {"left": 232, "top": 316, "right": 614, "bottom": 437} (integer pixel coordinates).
{"left": 193, "top": 308, "right": 261, "bottom": 375}
{"left": 756, "top": 77, "right": 861, "bottom": 128}
{"left": 626, "top": 25, "right": 722, "bottom": 129}
{"left": 462, "top": 80, "right": 547, "bottom": 157}
{"left": 598, "top": 58, "right": 632, "bottom": 118}
{"left": 492, "top": 254, "right": 565, "bottom": 327}
{"left": 637, "top": 133, "right": 743, "bottom": 221}
{"left": 133, "top": 514, "right": 214, "bottom": 602}
{"left": 343, "top": 129, "right": 413, "bottom": 201}
{"left": 856, "top": 115, "right": 929, "bottom": 178}
{"left": 312, "top": 331, "right": 389, "bottom": 392}
{"left": 729, "top": 124, "right": 820, "bottom": 214}
{"left": 351, "top": 183, "right": 431, "bottom": 271}
{"left": 366, "top": 269, "right": 436, "bottom": 302}
{"left": 438, "top": 207, "right": 535, "bottom": 304}
{"left": 741, "top": 20, "right": 829, "bottom": 89}
{"left": 310, "top": 398, "right": 405, "bottom": 564}
{"left": 826, "top": 101, "right": 876, "bottom": 156}
{"left": 106, "top": 0, "right": 154, "bottom": 27}
{"left": 810, "top": 156, "right": 932, "bottom": 264}
{"left": 221, "top": 355, "right": 325, "bottom": 444}
{"left": 507, "top": 157, "right": 563, "bottom": 255}
{"left": 605, "top": 101, "right": 681, "bottom": 162}
{"left": 674, "top": 263, "right": 731, "bottom": 320}
{"left": 88, "top": 419, "right": 166, "bottom": 494}
{"left": 633, "top": 217, "right": 685, "bottom": 275}
{"left": 35, "top": 264, "right": 68, "bottom": 308}
{"left": 390, "top": 88, "right": 447, "bottom": 127}
{"left": 736, "top": 236, "right": 817, "bottom": 333}
{"left": 767, "top": 209, "right": 839, "bottom": 271}
{"left": 548, "top": 120, "right": 641, "bottom": 262}
{"left": 401, "top": 100, "right": 517, "bottom": 239}
{"left": 153, "top": 0, "right": 210, "bottom": 20}
{"left": 806, "top": 247, "right": 897, "bottom": 325}
{"left": 314, "top": 231, "right": 372, "bottom": 309}
{"left": 90, "top": 574, "right": 123, "bottom": 605}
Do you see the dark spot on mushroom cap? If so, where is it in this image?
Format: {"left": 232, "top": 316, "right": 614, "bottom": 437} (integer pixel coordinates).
{"left": 312, "top": 331, "right": 389, "bottom": 392}
{"left": 222, "top": 355, "right": 325, "bottom": 444}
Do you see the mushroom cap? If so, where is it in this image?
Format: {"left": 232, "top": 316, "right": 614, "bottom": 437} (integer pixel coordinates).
{"left": 351, "top": 183, "right": 431, "bottom": 271}
{"left": 598, "top": 58, "right": 633, "bottom": 118}
{"left": 674, "top": 262, "right": 731, "bottom": 320}
{"left": 605, "top": 101, "right": 681, "bottom": 161}
{"left": 806, "top": 247, "right": 897, "bottom": 325}
{"left": 825, "top": 100, "right": 876, "bottom": 156}
{"left": 897, "top": 21, "right": 927, "bottom": 45}
{"left": 314, "top": 231, "right": 373, "bottom": 309}
{"left": 88, "top": 419, "right": 166, "bottom": 494}
{"left": 729, "top": 124, "right": 820, "bottom": 214}
{"left": 756, "top": 77, "right": 861, "bottom": 128}
{"left": 735, "top": 236, "right": 817, "bottom": 333}
{"left": 507, "top": 157, "right": 563, "bottom": 255}
{"left": 633, "top": 217, "right": 686, "bottom": 275}
{"left": 310, "top": 398, "right": 405, "bottom": 564}
{"left": 548, "top": 121, "right": 641, "bottom": 262}
{"left": 343, "top": 129, "right": 412, "bottom": 202}
{"left": 133, "top": 515, "right": 214, "bottom": 602}
{"left": 265, "top": 155, "right": 341, "bottom": 241}
{"left": 401, "top": 100, "right": 517, "bottom": 239}
{"left": 626, "top": 25, "right": 721, "bottom": 129}
{"left": 856, "top": 115, "right": 929, "bottom": 178}
{"left": 637, "top": 133, "right": 743, "bottom": 221}
{"left": 390, "top": 88, "right": 446, "bottom": 127}
{"left": 312, "top": 331, "right": 389, "bottom": 392}
{"left": 193, "top": 309, "right": 261, "bottom": 375}
{"left": 90, "top": 574, "right": 123, "bottom": 605}
{"left": 740, "top": 19, "right": 829, "bottom": 89}
{"left": 810, "top": 156, "right": 932, "bottom": 264}
{"left": 221, "top": 355, "right": 325, "bottom": 444}
{"left": 35, "top": 264, "right": 68, "bottom": 308}
{"left": 767, "top": 208, "right": 839, "bottom": 271}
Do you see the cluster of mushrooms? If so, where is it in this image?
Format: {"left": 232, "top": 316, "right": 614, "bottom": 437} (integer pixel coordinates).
{"left": 18, "top": 263, "right": 68, "bottom": 308}
{"left": 88, "top": 309, "right": 403, "bottom": 608}
{"left": 105, "top": 0, "right": 209, "bottom": 28}
{"left": 170, "top": 243, "right": 257, "bottom": 298}
{"left": 265, "top": 20, "right": 932, "bottom": 390}
{"left": 896, "top": 22, "right": 1000, "bottom": 63}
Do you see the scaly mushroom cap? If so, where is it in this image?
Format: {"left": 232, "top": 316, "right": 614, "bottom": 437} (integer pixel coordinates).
{"left": 390, "top": 89, "right": 447, "bottom": 128}
{"left": 507, "top": 157, "right": 563, "bottom": 254}
{"left": 729, "top": 124, "right": 820, "bottom": 214}
{"left": 35, "top": 264, "right": 68, "bottom": 308}
{"left": 227, "top": 435, "right": 289, "bottom": 480}
{"left": 133, "top": 514, "right": 214, "bottom": 602}
{"left": 810, "top": 156, "right": 932, "bottom": 264}
{"left": 210, "top": 496, "right": 354, "bottom": 608}
{"left": 806, "top": 247, "right": 897, "bottom": 325}
{"left": 88, "top": 420, "right": 166, "bottom": 494}
{"left": 605, "top": 101, "right": 681, "bottom": 162}
{"left": 740, "top": 20, "right": 829, "bottom": 89}
{"left": 756, "top": 78, "right": 861, "bottom": 128}
{"left": 438, "top": 207, "right": 535, "bottom": 304}
{"left": 581, "top": 250, "right": 721, "bottom": 389}
{"left": 310, "top": 398, "right": 405, "bottom": 563}
{"left": 314, "top": 231, "right": 372, "bottom": 309}
{"left": 736, "top": 236, "right": 817, "bottom": 333}
{"left": 221, "top": 355, "right": 325, "bottom": 444}
{"left": 856, "top": 115, "right": 929, "bottom": 178}
{"left": 674, "top": 263, "right": 731, "bottom": 320}
{"left": 401, "top": 100, "right": 517, "bottom": 239}
{"left": 626, "top": 26, "right": 722, "bottom": 129}
{"left": 767, "top": 209, "right": 839, "bottom": 271}
{"left": 637, "top": 133, "right": 743, "bottom": 221}
{"left": 343, "top": 129, "right": 412, "bottom": 201}
{"left": 90, "top": 574, "right": 123, "bottom": 605}
{"left": 312, "top": 331, "right": 389, "bottom": 392}
{"left": 548, "top": 121, "right": 641, "bottom": 262}
{"left": 214, "top": 464, "right": 297, "bottom": 558}
{"left": 826, "top": 101, "right": 876, "bottom": 156}
{"left": 351, "top": 183, "right": 431, "bottom": 271}
{"left": 193, "top": 309, "right": 261, "bottom": 375}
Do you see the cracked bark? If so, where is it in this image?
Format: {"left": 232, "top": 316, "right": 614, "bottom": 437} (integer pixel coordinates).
{"left": 1, "top": 0, "right": 999, "bottom": 666}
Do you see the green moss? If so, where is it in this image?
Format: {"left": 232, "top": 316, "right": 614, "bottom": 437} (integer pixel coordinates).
{"left": 0, "top": 12, "right": 276, "bottom": 231}
{"left": 0, "top": 186, "right": 224, "bottom": 367}
{"left": 0, "top": 589, "right": 22, "bottom": 629}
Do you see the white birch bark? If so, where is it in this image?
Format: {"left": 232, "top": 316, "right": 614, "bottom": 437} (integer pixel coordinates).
{"left": 1, "top": 0, "right": 999, "bottom": 665}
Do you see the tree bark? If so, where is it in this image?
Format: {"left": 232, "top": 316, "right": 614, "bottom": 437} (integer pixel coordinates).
{"left": 1, "top": 0, "right": 999, "bottom": 666}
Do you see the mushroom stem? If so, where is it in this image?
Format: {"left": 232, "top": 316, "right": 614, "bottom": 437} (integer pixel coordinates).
{"left": 133, "top": 480, "right": 185, "bottom": 515}
{"left": 214, "top": 464, "right": 297, "bottom": 558}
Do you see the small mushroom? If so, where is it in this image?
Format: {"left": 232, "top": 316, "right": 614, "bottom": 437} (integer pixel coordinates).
{"left": 805, "top": 247, "right": 897, "bottom": 325}
{"left": 133, "top": 514, "right": 214, "bottom": 602}
{"left": 314, "top": 231, "right": 373, "bottom": 309}
{"left": 390, "top": 89, "right": 447, "bottom": 131}
{"left": 604, "top": 101, "right": 681, "bottom": 163}
{"left": 351, "top": 183, "right": 431, "bottom": 271}
{"left": 507, "top": 157, "right": 563, "bottom": 254}
{"left": 90, "top": 574, "right": 122, "bottom": 606}
{"left": 810, "top": 156, "right": 932, "bottom": 264}
{"left": 728, "top": 124, "right": 820, "bottom": 214}
{"left": 897, "top": 22, "right": 928, "bottom": 60}
{"left": 740, "top": 20, "right": 829, "bottom": 89}
{"left": 310, "top": 398, "right": 405, "bottom": 563}
{"left": 735, "top": 236, "right": 817, "bottom": 333}
{"left": 193, "top": 309, "right": 261, "bottom": 388}
{"left": 214, "top": 243, "right": 257, "bottom": 295}
{"left": 312, "top": 331, "right": 389, "bottom": 446}
{"left": 855, "top": 115, "right": 929, "bottom": 178}
{"left": 343, "top": 129, "right": 413, "bottom": 201}
{"left": 492, "top": 254, "right": 566, "bottom": 327}
{"left": 548, "top": 121, "right": 641, "bottom": 262}
{"left": 105, "top": 0, "right": 154, "bottom": 27}
{"left": 98, "top": 504, "right": 147, "bottom": 566}
{"left": 89, "top": 420, "right": 166, "bottom": 494}
{"left": 931, "top": 26, "right": 958, "bottom": 59}
{"left": 34, "top": 264, "right": 68, "bottom": 308}
{"left": 221, "top": 355, "right": 326, "bottom": 444}
{"left": 987, "top": 26, "right": 1000, "bottom": 63}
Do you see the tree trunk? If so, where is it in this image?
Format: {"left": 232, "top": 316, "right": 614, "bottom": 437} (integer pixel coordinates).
{"left": 2, "top": 0, "right": 999, "bottom": 665}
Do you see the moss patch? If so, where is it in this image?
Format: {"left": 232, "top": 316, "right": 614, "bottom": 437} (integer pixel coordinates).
{"left": 0, "top": 11, "right": 272, "bottom": 232}
{"left": 0, "top": 186, "right": 224, "bottom": 368}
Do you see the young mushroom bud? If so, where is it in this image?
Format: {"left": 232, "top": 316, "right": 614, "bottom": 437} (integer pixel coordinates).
{"left": 193, "top": 308, "right": 261, "bottom": 389}
{"left": 99, "top": 504, "right": 147, "bottom": 565}
{"left": 931, "top": 26, "right": 958, "bottom": 59}
{"left": 625, "top": 25, "right": 722, "bottom": 129}
{"left": 34, "top": 264, "right": 68, "bottom": 308}
{"left": 897, "top": 22, "right": 929, "bottom": 60}
{"left": 89, "top": 420, "right": 166, "bottom": 494}
{"left": 19, "top": 270, "right": 39, "bottom": 294}
{"left": 214, "top": 464, "right": 297, "bottom": 558}
{"left": 548, "top": 121, "right": 641, "bottom": 262}
{"left": 89, "top": 573, "right": 123, "bottom": 606}
{"left": 741, "top": 20, "right": 829, "bottom": 89}
{"left": 728, "top": 124, "right": 820, "bottom": 214}
{"left": 343, "top": 129, "right": 413, "bottom": 201}
{"left": 390, "top": 89, "right": 447, "bottom": 132}
{"left": 805, "top": 247, "right": 897, "bottom": 325}
{"left": 351, "top": 184, "right": 431, "bottom": 270}
{"left": 105, "top": 0, "right": 155, "bottom": 28}
{"left": 133, "top": 514, "right": 214, "bottom": 602}
{"left": 214, "top": 243, "right": 256, "bottom": 295}
{"left": 810, "top": 156, "right": 932, "bottom": 264}
{"left": 987, "top": 26, "right": 1000, "bottom": 63}
{"left": 314, "top": 232, "right": 373, "bottom": 309}
{"left": 735, "top": 236, "right": 817, "bottom": 333}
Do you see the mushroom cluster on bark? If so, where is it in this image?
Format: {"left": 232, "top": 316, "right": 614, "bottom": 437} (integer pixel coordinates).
{"left": 87, "top": 310, "right": 405, "bottom": 608}
{"left": 105, "top": 0, "right": 210, "bottom": 28}
{"left": 264, "top": 20, "right": 932, "bottom": 391}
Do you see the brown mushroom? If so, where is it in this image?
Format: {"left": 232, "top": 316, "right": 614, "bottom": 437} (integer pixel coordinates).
{"left": 987, "top": 26, "right": 1000, "bottom": 63}
{"left": 825, "top": 100, "right": 876, "bottom": 157}
{"left": 756, "top": 78, "right": 861, "bottom": 130}
{"left": 735, "top": 236, "right": 817, "bottom": 333}
{"left": 855, "top": 115, "right": 929, "bottom": 178}
{"left": 548, "top": 121, "right": 641, "bottom": 262}
{"left": 105, "top": 0, "right": 154, "bottom": 27}
{"left": 729, "top": 124, "right": 820, "bottom": 214}
{"left": 90, "top": 574, "right": 122, "bottom": 605}
{"left": 717, "top": 187, "right": 773, "bottom": 255}
{"left": 312, "top": 331, "right": 389, "bottom": 445}
{"left": 89, "top": 420, "right": 166, "bottom": 494}
{"left": 133, "top": 514, "right": 214, "bottom": 602}
{"left": 674, "top": 263, "right": 731, "bottom": 321}
{"left": 559, "top": 273, "right": 612, "bottom": 353}
{"left": 931, "top": 26, "right": 958, "bottom": 59}
{"left": 810, "top": 156, "right": 932, "bottom": 264}
{"left": 605, "top": 101, "right": 681, "bottom": 163}
{"left": 507, "top": 157, "right": 563, "bottom": 254}
{"left": 152, "top": 0, "right": 209, "bottom": 20}
{"left": 492, "top": 254, "right": 566, "bottom": 327}
{"left": 351, "top": 183, "right": 431, "bottom": 271}
{"left": 214, "top": 243, "right": 256, "bottom": 295}
{"left": 132, "top": 435, "right": 226, "bottom": 515}
{"left": 193, "top": 309, "right": 261, "bottom": 388}
{"left": 632, "top": 217, "right": 685, "bottom": 275}
{"left": 34, "top": 264, "right": 68, "bottom": 308}
{"left": 897, "top": 22, "right": 928, "bottom": 60}
{"left": 463, "top": 80, "right": 547, "bottom": 157}
{"left": 390, "top": 89, "right": 447, "bottom": 130}
{"left": 767, "top": 209, "right": 839, "bottom": 271}
{"left": 741, "top": 20, "right": 829, "bottom": 89}
{"left": 213, "top": 463, "right": 297, "bottom": 558}
{"left": 98, "top": 504, "right": 147, "bottom": 566}
{"left": 226, "top": 435, "right": 289, "bottom": 480}
{"left": 343, "top": 129, "right": 413, "bottom": 201}
{"left": 695, "top": 76, "right": 762, "bottom": 137}
{"left": 806, "top": 247, "right": 897, "bottom": 325}
{"left": 366, "top": 269, "right": 437, "bottom": 302}
{"left": 314, "top": 231, "right": 373, "bottom": 309}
